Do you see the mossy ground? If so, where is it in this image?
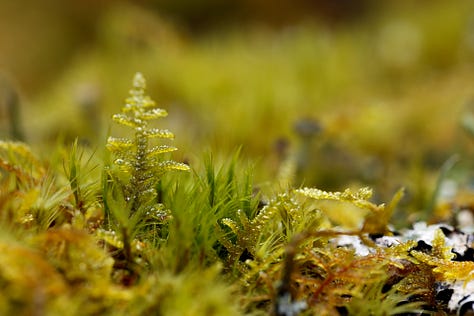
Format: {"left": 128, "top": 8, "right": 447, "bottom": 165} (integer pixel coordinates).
{"left": 2, "top": 2, "right": 474, "bottom": 315}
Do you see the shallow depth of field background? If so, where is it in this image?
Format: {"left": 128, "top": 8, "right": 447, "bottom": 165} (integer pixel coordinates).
{"left": 1, "top": 0, "right": 474, "bottom": 216}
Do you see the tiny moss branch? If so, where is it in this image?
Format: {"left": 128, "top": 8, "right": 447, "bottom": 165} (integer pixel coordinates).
{"left": 106, "top": 72, "right": 190, "bottom": 215}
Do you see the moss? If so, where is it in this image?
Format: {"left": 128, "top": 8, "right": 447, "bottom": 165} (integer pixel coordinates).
{"left": 1, "top": 72, "right": 474, "bottom": 315}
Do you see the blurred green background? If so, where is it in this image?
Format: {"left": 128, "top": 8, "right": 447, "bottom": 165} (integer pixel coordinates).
{"left": 1, "top": 0, "right": 474, "bottom": 215}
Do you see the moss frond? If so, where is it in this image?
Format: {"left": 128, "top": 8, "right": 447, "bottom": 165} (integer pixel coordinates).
{"left": 106, "top": 72, "right": 189, "bottom": 215}
{"left": 0, "top": 140, "right": 45, "bottom": 187}
{"left": 343, "top": 279, "right": 426, "bottom": 316}
{"left": 296, "top": 186, "right": 402, "bottom": 234}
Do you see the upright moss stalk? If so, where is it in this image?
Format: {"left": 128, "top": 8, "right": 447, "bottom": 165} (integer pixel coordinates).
{"left": 104, "top": 73, "right": 189, "bottom": 277}
{"left": 106, "top": 72, "right": 189, "bottom": 215}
